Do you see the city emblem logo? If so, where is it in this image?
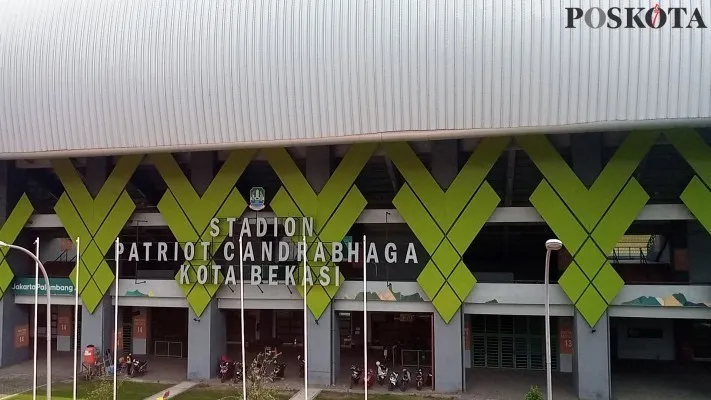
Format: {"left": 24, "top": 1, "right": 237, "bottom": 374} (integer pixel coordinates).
{"left": 249, "top": 187, "right": 266, "bottom": 211}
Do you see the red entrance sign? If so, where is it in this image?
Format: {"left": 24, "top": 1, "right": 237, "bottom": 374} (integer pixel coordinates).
{"left": 15, "top": 325, "right": 29, "bottom": 348}
{"left": 559, "top": 318, "right": 573, "bottom": 354}
{"left": 133, "top": 316, "right": 147, "bottom": 339}
{"left": 58, "top": 316, "right": 71, "bottom": 336}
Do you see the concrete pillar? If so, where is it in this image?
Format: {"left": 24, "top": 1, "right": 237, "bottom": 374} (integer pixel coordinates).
{"left": 574, "top": 313, "right": 611, "bottom": 400}
{"left": 433, "top": 312, "right": 464, "bottom": 392}
{"left": 132, "top": 307, "right": 150, "bottom": 355}
{"left": 307, "top": 306, "right": 335, "bottom": 385}
{"left": 81, "top": 298, "right": 113, "bottom": 354}
{"left": 571, "top": 133, "right": 611, "bottom": 400}
{"left": 430, "top": 140, "right": 465, "bottom": 392}
{"left": 186, "top": 152, "right": 225, "bottom": 379}
{"left": 187, "top": 302, "right": 225, "bottom": 379}
{"left": 0, "top": 161, "right": 32, "bottom": 367}
{"left": 688, "top": 221, "right": 711, "bottom": 283}
{"left": 80, "top": 157, "right": 114, "bottom": 354}
{"left": 56, "top": 306, "right": 72, "bottom": 352}
{"left": 304, "top": 145, "right": 337, "bottom": 385}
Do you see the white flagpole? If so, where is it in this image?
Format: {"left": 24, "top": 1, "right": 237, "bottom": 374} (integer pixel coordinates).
{"left": 363, "top": 235, "right": 368, "bottom": 398}
{"left": 239, "top": 236, "right": 246, "bottom": 400}
{"left": 302, "top": 234, "right": 308, "bottom": 399}
{"left": 113, "top": 238, "right": 120, "bottom": 400}
{"left": 32, "top": 237, "right": 39, "bottom": 400}
{"left": 72, "top": 238, "right": 80, "bottom": 400}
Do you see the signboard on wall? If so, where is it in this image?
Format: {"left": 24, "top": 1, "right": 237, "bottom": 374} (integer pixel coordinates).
{"left": 57, "top": 316, "right": 71, "bottom": 336}
{"left": 559, "top": 318, "right": 573, "bottom": 354}
{"left": 15, "top": 325, "right": 29, "bottom": 348}
{"left": 674, "top": 248, "right": 689, "bottom": 271}
{"left": 11, "top": 278, "right": 75, "bottom": 296}
{"left": 133, "top": 316, "right": 147, "bottom": 339}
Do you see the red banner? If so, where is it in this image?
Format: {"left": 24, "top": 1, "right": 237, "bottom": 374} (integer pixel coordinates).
{"left": 559, "top": 318, "right": 573, "bottom": 354}
{"left": 15, "top": 325, "right": 29, "bottom": 348}
{"left": 133, "top": 316, "right": 147, "bottom": 339}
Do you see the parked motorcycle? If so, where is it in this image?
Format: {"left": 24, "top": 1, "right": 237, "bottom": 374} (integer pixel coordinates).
{"left": 415, "top": 368, "right": 424, "bottom": 390}
{"left": 375, "top": 361, "right": 388, "bottom": 385}
{"left": 399, "top": 368, "right": 411, "bottom": 392}
{"left": 388, "top": 370, "right": 399, "bottom": 391}
{"left": 349, "top": 365, "right": 363, "bottom": 389}
{"left": 273, "top": 361, "right": 286, "bottom": 379}
{"left": 366, "top": 368, "right": 375, "bottom": 388}
{"left": 232, "top": 361, "right": 243, "bottom": 383}
{"left": 127, "top": 353, "right": 148, "bottom": 377}
{"left": 297, "top": 355, "right": 305, "bottom": 378}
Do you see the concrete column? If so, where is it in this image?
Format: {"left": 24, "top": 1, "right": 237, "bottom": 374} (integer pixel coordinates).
{"left": 430, "top": 140, "right": 465, "bottom": 392}
{"left": 81, "top": 298, "right": 113, "bottom": 354}
{"left": 574, "top": 313, "right": 611, "bottom": 400}
{"left": 132, "top": 307, "right": 150, "bottom": 355}
{"left": 433, "top": 312, "right": 464, "bottom": 392}
{"left": 81, "top": 157, "right": 114, "bottom": 354}
{"left": 56, "top": 306, "right": 72, "bottom": 352}
{"left": 304, "top": 145, "right": 337, "bottom": 385}
{"left": 187, "top": 302, "right": 225, "bottom": 379}
{"left": 186, "top": 152, "right": 225, "bottom": 379}
{"left": 571, "top": 133, "right": 611, "bottom": 400}
{"left": 0, "top": 161, "right": 32, "bottom": 367}
{"left": 688, "top": 221, "right": 711, "bottom": 283}
{"left": 307, "top": 306, "right": 335, "bottom": 385}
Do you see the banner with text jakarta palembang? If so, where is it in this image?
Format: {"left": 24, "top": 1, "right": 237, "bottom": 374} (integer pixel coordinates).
{"left": 11, "top": 277, "right": 75, "bottom": 296}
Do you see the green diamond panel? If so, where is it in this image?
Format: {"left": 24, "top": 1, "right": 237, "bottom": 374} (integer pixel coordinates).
{"left": 448, "top": 262, "right": 477, "bottom": 301}
{"left": 53, "top": 157, "right": 140, "bottom": 313}
{"left": 386, "top": 138, "right": 509, "bottom": 323}
{"left": 0, "top": 194, "right": 34, "bottom": 300}
{"left": 431, "top": 241, "right": 459, "bottom": 277}
{"left": 0, "top": 260, "right": 14, "bottom": 297}
{"left": 266, "top": 144, "right": 376, "bottom": 320}
{"left": 519, "top": 132, "right": 658, "bottom": 327}
{"left": 577, "top": 287, "right": 608, "bottom": 328}
{"left": 593, "top": 262, "right": 625, "bottom": 304}
{"left": 666, "top": 129, "right": 711, "bottom": 235}
{"left": 417, "top": 262, "right": 446, "bottom": 300}
{"left": 575, "top": 240, "right": 606, "bottom": 280}
{"left": 431, "top": 284, "right": 461, "bottom": 324}
{"left": 558, "top": 263, "right": 589, "bottom": 304}
{"left": 152, "top": 150, "right": 254, "bottom": 317}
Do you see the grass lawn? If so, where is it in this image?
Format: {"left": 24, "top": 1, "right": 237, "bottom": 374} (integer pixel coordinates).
{"left": 10, "top": 381, "right": 171, "bottom": 400}
{"left": 316, "top": 391, "right": 450, "bottom": 400}
{"left": 169, "top": 385, "right": 294, "bottom": 400}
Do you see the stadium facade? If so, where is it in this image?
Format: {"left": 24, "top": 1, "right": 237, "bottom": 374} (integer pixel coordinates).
{"left": 1, "top": 2, "right": 711, "bottom": 400}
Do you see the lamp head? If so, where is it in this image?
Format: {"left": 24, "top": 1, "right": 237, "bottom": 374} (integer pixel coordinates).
{"left": 0, "top": 241, "right": 8, "bottom": 247}
{"left": 545, "top": 239, "right": 563, "bottom": 251}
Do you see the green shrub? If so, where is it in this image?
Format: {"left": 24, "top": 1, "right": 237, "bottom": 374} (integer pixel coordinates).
{"left": 524, "top": 385, "right": 544, "bottom": 400}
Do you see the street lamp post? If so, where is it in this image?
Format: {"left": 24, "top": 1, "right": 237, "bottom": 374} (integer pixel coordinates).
{"left": 0, "top": 241, "right": 52, "bottom": 399}
{"left": 544, "top": 239, "right": 562, "bottom": 400}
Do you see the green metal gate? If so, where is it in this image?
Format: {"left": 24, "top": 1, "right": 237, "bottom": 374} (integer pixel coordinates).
{"left": 471, "top": 315, "right": 559, "bottom": 370}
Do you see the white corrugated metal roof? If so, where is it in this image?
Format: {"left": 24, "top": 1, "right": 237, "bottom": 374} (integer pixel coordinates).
{"left": 1, "top": 0, "right": 710, "bottom": 158}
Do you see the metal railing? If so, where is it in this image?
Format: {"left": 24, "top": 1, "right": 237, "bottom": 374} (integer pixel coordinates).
{"left": 153, "top": 340, "right": 184, "bottom": 358}
{"left": 400, "top": 349, "right": 432, "bottom": 369}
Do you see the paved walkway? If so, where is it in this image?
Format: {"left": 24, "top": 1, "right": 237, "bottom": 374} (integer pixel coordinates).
{"left": 143, "top": 381, "right": 199, "bottom": 400}
{"left": 288, "top": 388, "right": 321, "bottom": 400}
{"left": 143, "top": 381, "right": 198, "bottom": 400}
